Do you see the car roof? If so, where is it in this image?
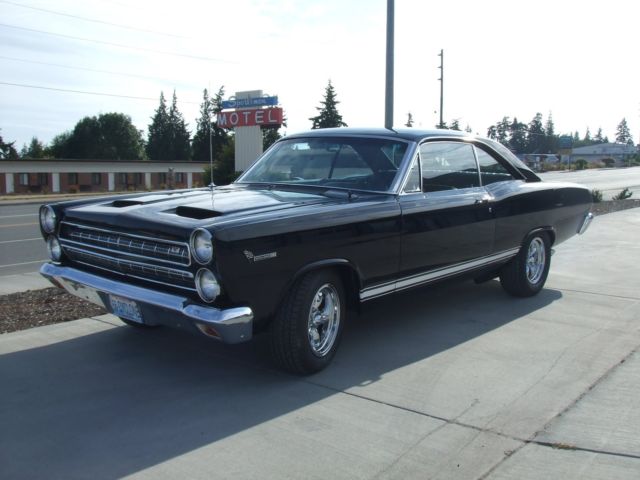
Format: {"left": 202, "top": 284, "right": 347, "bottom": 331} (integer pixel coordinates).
{"left": 284, "top": 127, "right": 469, "bottom": 142}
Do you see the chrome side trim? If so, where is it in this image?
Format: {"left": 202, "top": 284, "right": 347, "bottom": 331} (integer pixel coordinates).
{"left": 360, "top": 248, "right": 520, "bottom": 301}
{"left": 40, "top": 263, "right": 253, "bottom": 344}
{"left": 577, "top": 212, "right": 594, "bottom": 235}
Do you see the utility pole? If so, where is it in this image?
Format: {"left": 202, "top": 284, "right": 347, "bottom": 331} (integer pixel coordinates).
{"left": 385, "top": 0, "right": 394, "bottom": 129}
{"left": 438, "top": 49, "right": 444, "bottom": 128}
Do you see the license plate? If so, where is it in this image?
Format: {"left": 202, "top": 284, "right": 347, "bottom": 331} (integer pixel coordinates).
{"left": 109, "top": 295, "right": 143, "bottom": 324}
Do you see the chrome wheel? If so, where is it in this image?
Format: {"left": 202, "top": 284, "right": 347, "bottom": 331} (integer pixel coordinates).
{"left": 526, "top": 237, "right": 546, "bottom": 284}
{"left": 307, "top": 283, "right": 341, "bottom": 357}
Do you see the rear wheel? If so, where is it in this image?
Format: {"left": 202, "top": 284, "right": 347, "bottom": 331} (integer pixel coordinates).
{"left": 270, "top": 270, "right": 345, "bottom": 374}
{"left": 500, "top": 232, "right": 551, "bottom": 297}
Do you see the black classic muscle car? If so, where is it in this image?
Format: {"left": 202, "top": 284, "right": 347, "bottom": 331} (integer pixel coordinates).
{"left": 39, "top": 128, "right": 593, "bottom": 373}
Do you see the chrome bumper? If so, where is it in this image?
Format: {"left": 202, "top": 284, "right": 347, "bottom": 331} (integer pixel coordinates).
{"left": 577, "top": 212, "right": 594, "bottom": 235}
{"left": 40, "top": 263, "right": 253, "bottom": 344}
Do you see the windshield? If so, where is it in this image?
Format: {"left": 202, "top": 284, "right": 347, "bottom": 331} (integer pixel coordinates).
{"left": 237, "top": 137, "right": 409, "bottom": 192}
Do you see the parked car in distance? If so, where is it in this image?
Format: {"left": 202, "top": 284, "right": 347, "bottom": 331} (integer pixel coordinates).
{"left": 39, "top": 128, "right": 593, "bottom": 374}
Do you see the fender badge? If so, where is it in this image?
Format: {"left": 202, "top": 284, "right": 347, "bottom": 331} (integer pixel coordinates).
{"left": 244, "top": 250, "right": 277, "bottom": 262}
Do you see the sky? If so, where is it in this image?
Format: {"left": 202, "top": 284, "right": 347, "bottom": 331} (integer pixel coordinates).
{"left": 1, "top": 0, "right": 639, "bottom": 150}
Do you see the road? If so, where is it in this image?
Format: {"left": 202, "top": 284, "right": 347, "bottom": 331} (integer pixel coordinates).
{"left": 540, "top": 166, "right": 640, "bottom": 199}
{"left": 1, "top": 167, "right": 639, "bottom": 287}
{"left": 0, "top": 203, "right": 47, "bottom": 277}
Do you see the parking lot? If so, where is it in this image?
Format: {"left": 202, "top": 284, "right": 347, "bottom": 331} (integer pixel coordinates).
{"left": 1, "top": 208, "right": 639, "bottom": 478}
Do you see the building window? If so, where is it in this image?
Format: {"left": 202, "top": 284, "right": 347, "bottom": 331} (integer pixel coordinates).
{"left": 37, "top": 173, "right": 48, "bottom": 186}
{"left": 18, "top": 173, "right": 29, "bottom": 186}
{"left": 158, "top": 172, "right": 167, "bottom": 185}
{"left": 68, "top": 173, "right": 78, "bottom": 185}
{"left": 119, "top": 173, "right": 127, "bottom": 184}
{"left": 92, "top": 173, "right": 102, "bottom": 185}
{"left": 133, "top": 173, "right": 142, "bottom": 185}
{"left": 175, "top": 172, "right": 184, "bottom": 183}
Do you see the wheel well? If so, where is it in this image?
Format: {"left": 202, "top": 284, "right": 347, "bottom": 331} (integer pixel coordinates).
{"left": 529, "top": 227, "right": 555, "bottom": 246}
{"left": 287, "top": 261, "right": 362, "bottom": 313}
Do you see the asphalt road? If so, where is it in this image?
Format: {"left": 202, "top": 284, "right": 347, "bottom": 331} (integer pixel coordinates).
{"left": 1, "top": 209, "right": 639, "bottom": 479}
{"left": 0, "top": 202, "right": 47, "bottom": 277}
{"left": 540, "top": 165, "right": 640, "bottom": 199}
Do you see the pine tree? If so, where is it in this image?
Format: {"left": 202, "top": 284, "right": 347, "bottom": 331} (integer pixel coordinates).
{"left": 0, "top": 130, "right": 19, "bottom": 159}
{"left": 309, "top": 80, "right": 347, "bottom": 129}
{"left": 526, "top": 113, "right": 545, "bottom": 152}
{"left": 450, "top": 119, "right": 461, "bottom": 131}
{"left": 191, "top": 89, "right": 213, "bottom": 162}
{"left": 615, "top": 118, "right": 634, "bottom": 145}
{"left": 167, "top": 90, "right": 191, "bottom": 160}
{"left": 465, "top": 125, "right": 472, "bottom": 134}
{"left": 146, "top": 92, "right": 170, "bottom": 160}
{"left": 509, "top": 118, "right": 527, "bottom": 153}
{"left": 405, "top": 112, "right": 414, "bottom": 127}
{"left": 584, "top": 128, "right": 592, "bottom": 143}
{"left": 594, "top": 127, "right": 605, "bottom": 144}
{"left": 543, "top": 113, "right": 558, "bottom": 152}
{"left": 21, "top": 137, "right": 46, "bottom": 158}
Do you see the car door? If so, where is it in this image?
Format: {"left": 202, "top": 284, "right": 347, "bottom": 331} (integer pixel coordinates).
{"left": 397, "top": 140, "right": 495, "bottom": 287}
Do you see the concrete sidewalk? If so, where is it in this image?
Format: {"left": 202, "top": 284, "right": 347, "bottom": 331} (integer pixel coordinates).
{"left": 1, "top": 209, "right": 639, "bottom": 479}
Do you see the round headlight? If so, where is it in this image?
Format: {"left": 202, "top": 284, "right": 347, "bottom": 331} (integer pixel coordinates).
{"left": 40, "top": 205, "right": 57, "bottom": 234}
{"left": 190, "top": 228, "right": 213, "bottom": 264}
{"left": 196, "top": 268, "right": 221, "bottom": 303}
{"left": 46, "top": 236, "right": 62, "bottom": 262}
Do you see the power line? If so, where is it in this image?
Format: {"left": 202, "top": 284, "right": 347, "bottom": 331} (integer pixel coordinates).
{"left": 0, "top": 55, "right": 199, "bottom": 86}
{"left": 0, "top": 23, "right": 235, "bottom": 64}
{"left": 0, "top": 0, "right": 190, "bottom": 39}
{"left": 0, "top": 81, "right": 200, "bottom": 104}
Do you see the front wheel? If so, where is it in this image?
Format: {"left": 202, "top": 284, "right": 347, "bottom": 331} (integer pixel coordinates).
{"left": 500, "top": 232, "right": 551, "bottom": 297}
{"left": 270, "top": 270, "right": 345, "bottom": 374}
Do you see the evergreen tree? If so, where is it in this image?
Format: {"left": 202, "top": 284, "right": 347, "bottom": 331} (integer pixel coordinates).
{"left": 465, "top": 125, "right": 472, "bottom": 134}
{"left": 167, "top": 90, "right": 191, "bottom": 160}
{"left": 146, "top": 92, "right": 170, "bottom": 160}
{"left": 496, "top": 117, "right": 510, "bottom": 145}
{"left": 0, "top": 130, "right": 19, "bottom": 159}
{"left": 309, "top": 80, "right": 347, "bottom": 129}
{"left": 509, "top": 118, "right": 527, "bottom": 153}
{"left": 405, "top": 112, "right": 414, "bottom": 127}
{"left": 191, "top": 88, "right": 228, "bottom": 163}
{"left": 450, "top": 119, "right": 461, "bottom": 131}
{"left": 543, "top": 113, "right": 558, "bottom": 152}
{"left": 615, "top": 118, "right": 634, "bottom": 145}
{"left": 20, "top": 137, "right": 46, "bottom": 158}
{"left": 584, "top": 128, "right": 592, "bottom": 143}
{"left": 526, "top": 113, "right": 546, "bottom": 152}
{"left": 594, "top": 127, "right": 605, "bottom": 144}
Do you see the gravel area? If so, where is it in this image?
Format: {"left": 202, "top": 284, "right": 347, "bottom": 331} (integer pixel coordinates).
{"left": 1, "top": 200, "right": 638, "bottom": 335}
{"left": 0, "top": 287, "right": 106, "bottom": 334}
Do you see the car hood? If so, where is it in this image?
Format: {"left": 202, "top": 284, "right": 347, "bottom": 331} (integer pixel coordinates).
{"left": 61, "top": 185, "right": 349, "bottom": 235}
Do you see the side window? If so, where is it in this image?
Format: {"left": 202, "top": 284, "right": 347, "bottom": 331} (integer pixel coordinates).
{"left": 403, "top": 154, "right": 421, "bottom": 193}
{"left": 419, "top": 142, "right": 479, "bottom": 191}
{"left": 475, "top": 148, "right": 515, "bottom": 185}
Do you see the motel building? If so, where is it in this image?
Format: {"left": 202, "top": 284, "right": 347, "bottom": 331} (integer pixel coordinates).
{"left": 0, "top": 159, "right": 208, "bottom": 195}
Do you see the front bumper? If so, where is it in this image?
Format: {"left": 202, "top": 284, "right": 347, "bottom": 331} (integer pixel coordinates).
{"left": 40, "top": 263, "right": 253, "bottom": 343}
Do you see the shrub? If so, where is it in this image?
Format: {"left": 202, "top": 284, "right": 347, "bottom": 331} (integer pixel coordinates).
{"left": 591, "top": 189, "right": 603, "bottom": 203}
{"left": 575, "top": 159, "right": 588, "bottom": 170}
{"left": 612, "top": 187, "right": 633, "bottom": 200}
{"left": 602, "top": 158, "right": 615, "bottom": 168}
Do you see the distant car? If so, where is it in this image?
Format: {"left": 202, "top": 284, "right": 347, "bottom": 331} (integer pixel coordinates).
{"left": 39, "top": 128, "right": 593, "bottom": 374}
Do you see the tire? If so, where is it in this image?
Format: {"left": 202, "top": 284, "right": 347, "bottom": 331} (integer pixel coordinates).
{"left": 270, "top": 270, "right": 345, "bottom": 374}
{"left": 119, "top": 317, "right": 159, "bottom": 329}
{"left": 500, "top": 231, "right": 551, "bottom": 297}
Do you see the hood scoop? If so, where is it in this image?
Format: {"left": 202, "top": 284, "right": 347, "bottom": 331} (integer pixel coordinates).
{"left": 111, "top": 200, "right": 145, "bottom": 208}
{"left": 174, "top": 206, "right": 223, "bottom": 219}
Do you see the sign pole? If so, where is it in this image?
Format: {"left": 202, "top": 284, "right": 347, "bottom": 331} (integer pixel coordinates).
{"left": 385, "top": 0, "right": 394, "bottom": 130}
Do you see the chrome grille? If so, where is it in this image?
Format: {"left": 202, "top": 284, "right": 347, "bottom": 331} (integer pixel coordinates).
{"left": 60, "top": 222, "right": 190, "bottom": 266}
{"left": 59, "top": 222, "right": 194, "bottom": 291}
